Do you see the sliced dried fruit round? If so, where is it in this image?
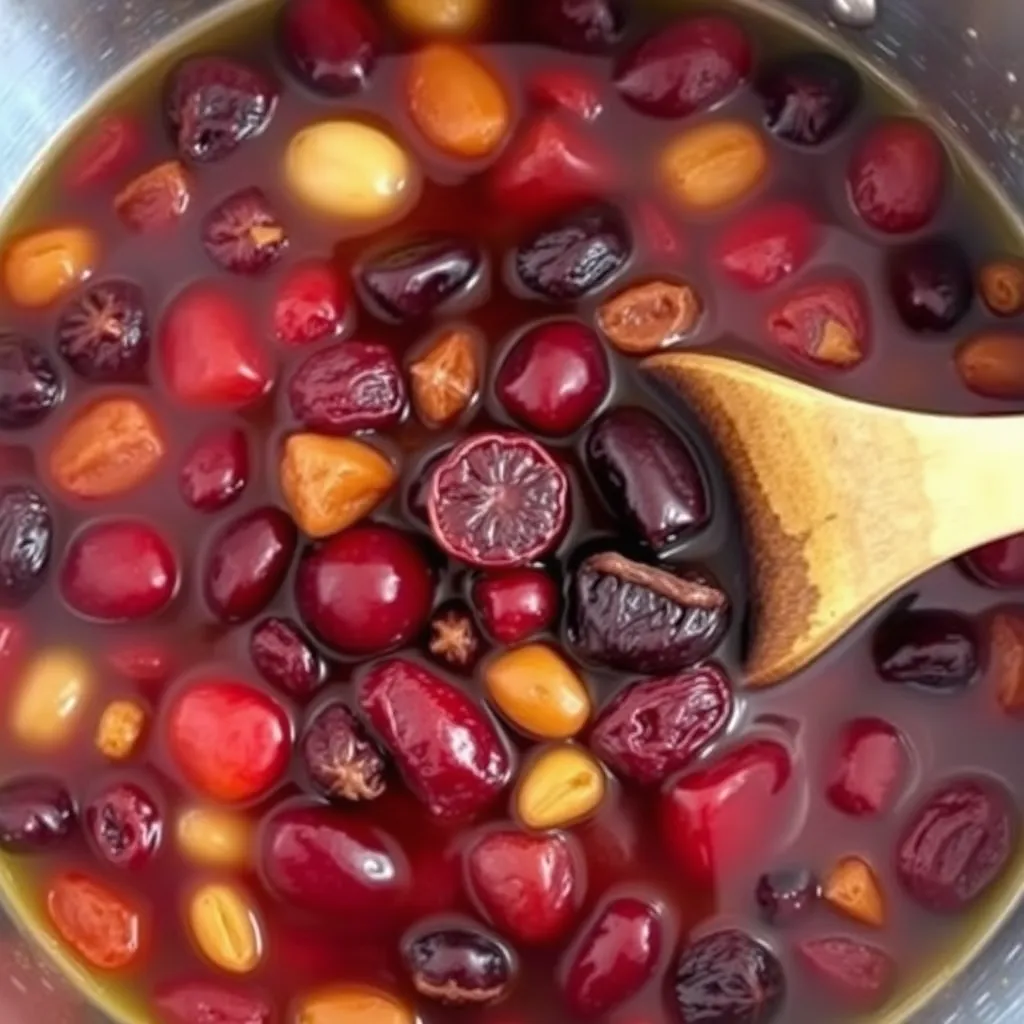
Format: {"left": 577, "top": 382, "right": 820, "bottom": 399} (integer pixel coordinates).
{"left": 301, "top": 702, "right": 387, "bottom": 802}
{"left": 46, "top": 872, "right": 144, "bottom": 970}
{"left": 202, "top": 187, "right": 288, "bottom": 274}
{"left": 4, "top": 227, "right": 98, "bottom": 309}
{"left": 114, "top": 161, "right": 192, "bottom": 232}
{"left": 597, "top": 280, "right": 702, "bottom": 354}
{"left": 0, "top": 336, "right": 62, "bottom": 429}
{"left": 410, "top": 328, "right": 480, "bottom": 428}
{"left": 56, "top": 280, "right": 149, "bottom": 381}
{"left": 280, "top": 0, "right": 380, "bottom": 96}
{"left": 767, "top": 279, "right": 870, "bottom": 370}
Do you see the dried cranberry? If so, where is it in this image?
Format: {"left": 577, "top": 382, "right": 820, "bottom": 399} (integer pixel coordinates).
{"left": 528, "top": 69, "right": 604, "bottom": 122}
{"left": 64, "top": 113, "right": 143, "bottom": 191}
{"left": 757, "top": 52, "right": 861, "bottom": 146}
{"left": 515, "top": 203, "right": 632, "bottom": 301}
{"left": 359, "top": 658, "right": 511, "bottom": 822}
{"left": 251, "top": 617, "right": 322, "bottom": 697}
{"left": 0, "top": 487, "right": 52, "bottom": 605}
{"left": 672, "top": 930, "right": 785, "bottom": 1024}
{"left": 428, "top": 601, "right": 485, "bottom": 674}
{"left": 115, "top": 161, "right": 192, "bottom": 232}
{"left": 279, "top": 0, "right": 380, "bottom": 96}
{"left": 767, "top": 279, "right": 870, "bottom": 369}
{"left": 798, "top": 938, "right": 895, "bottom": 1009}
{"left": 873, "top": 608, "right": 978, "bottom": 691}
{"left": 496, "top": 321, "right": 610, "bottom": 436}
{"left": 106, "top": 639, "right": 175, "bottom": 687}
{"left": 56, "top": 281, "right": 149, "bottom": 381}
{"left": 288, "top": 342, "right": 405, "bottom": 434}
{"left": 826, "top": 717, "right": 907, "bottom": 817}
{"left": 586, "top": 407, "right": 709, "bottom": 550}
{"left": 203, "top": 187, "right": 288, "bottom": 275}
{"left": 570, "top": 552, "right": 729, "bottom": 674}
{"left": 179, "top": 426, "right": 249, "bottom": 512}
{"left": 887, "top": 237, "right": 974, "bottom": 333}
{"left": 301, "top": 701, "right": 387, "bottom": 801}
{"left": 714, "top": 202, "right": 820, "bottom": 291}
{"left": 963, "top": 533, "right": 1024, "bottom": 587}
{"left": 0, "top": 777, "right": 75, "bottom": 852}
{"left": 897, "top": 777, "right": 1015, "bottom": 912}
{"left": 528, "top": 0, "right": 625, "bottom": 53}
{"left": 0, "top": 337, "right": 62, "bottom": 429}
{"left": 428, "top": 433, "right": 570, "bottom": 569}
{"left": 473, "top": 568, "right": 559, "bottom": 645}
{"left": 465, "top": 829, "right": 581, "bottom": 944}
{"left": 563, "top": 897, "right": 662, "bottom": 1016}
{"left": 274, "top": 259, "right": 350, "bottom": 346}
{"left": 404, "top": 926, "right": 514, "bottom": 1006}
{"left": 358, "top": 235, "right": 481, "bottom": 322}
{"left": 848, "top": 118, "right": 945, "bottom": 234}
{"left": 615, "top": 15, "right": 752, "bottom": 118}
{"left": 61, "top": 520, "right": 177, "bottom": 622}
{"left": 295, "top": 525, "right": 433, "bottom": 654}
{"left": 756, "top": 867, "right": 820, "bottom": 926}
{"left": 590, "top": 666, "right": 733, "bottom": 785}
{"left": 154, "top": 982, "right": 273, "bottom": 1024}
{"left": 84, "top": 782, "right": 161, "bottom": 869}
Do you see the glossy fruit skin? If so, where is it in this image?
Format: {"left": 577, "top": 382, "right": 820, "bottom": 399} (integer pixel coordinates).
{"left": 497, "top": 321, "right": 610, "bottom": 437}
{"left": 798, "top": 938, "right": 895, "bottom": 1010}
{"left": 473, "top": 569, "right": 559, "bottom": 645}
{"left": 887, "top": 237, "right": 974, "bottom": 333}
{"left": 404, "top": 926, "right": 514, "bottom": 1006}
{"left": 826, "top": 717, "right": 907, "bottom": 817}
{"left": 56, "top": 280, "right": 150, "bottom": 381}
{"left": 897, "top": 777, "right": 1015, "bottom": 912}
{"left": 301, "top": 701, "right": 386, "bottom": 801}
{"left": 61, "top": 520, "right": 177, "bottom": 622}
{"left": 873, "top": 609, "right": 978, "bottom": 692}
{"left": 529, "top": 0, "right": 625, "bottom": 53}
{"left": 0, "top": 337, "right": 62, "bottom": 429}
{"left": 767, "top": 279, "right": 869, "bottom": 369}
{"left": 180, "top": 427, "right": 249, "bottom": 512}
{"left": 562, "top": 897, "right": 662, "bottom": 1017}
{"left": 672, "top": 930, "right": 785, "bottom": 1024}
{"left": 528, "top": 70, "right": 604, "bottom": 122}
{"left": 714, "top": 202, "right": 820, "bottom": 291}
{"left": 166, "top": 679, "right": 291, "bottom": 803}
{"left": 154, "top": 982, "right": 273, "bottom": 1024}
{"left": 204, "top": 507, "right": 297, "bottom": 624}
{"left": 359, "top": 658, "right": 511, "bottom": 822}
{"left": 274, "top": 259, "right": 349, "bottom": 347}
{"left": 46, "top": 872, "right": 143, "bottom": 970}
{"left": 0, "top": 486, "right": 52, "bottom": 605}
{"left": 288, "top": 342, "right": 406, "bottom": 434}
{"left": 280, "top": 0, "right": 379, "bottom": 95}
{"left": 465, "top": 828, "right": 581, "bottom": 944}
{"left": 756, "top": 867, "right": 820, "bottom": 926}
{"left": 295, "top": 525, "right": 433, "bottom": 655}
{"left": 84, "top": 782, "right": 161, "bottom": 869}
{"left": 590, "top": 666, "right": 733, "bottom": 785}
{"left": 660, "top": 739, "right": 792, "bottom": 884}
{"left": 0, "top": 776, "right": 75, "bottom": 852}
{"left": 586, "top": 407, "right": 709, "bottom": 550}
{"left": 250, "top": 617, "right": 321, "bottom": 698}
{"left": 115, "top": 161, "right": 192, "bottom": 233}
{"left": 963, "top": 533, "right": 1024, "bottom": 587}
{"left": 757, "top": 52, "right": 861, "bottom": 146}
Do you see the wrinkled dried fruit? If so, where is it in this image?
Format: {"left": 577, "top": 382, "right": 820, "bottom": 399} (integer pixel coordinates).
{"left": 590, "top": 665, "right": 733, "bottom": 785}
{"left": 571, "top": 552, "right": 728, "bottom": 674}
{"left": 516, "top": 744, "right": 605, "bottom": 830}
{"left": 155, "top": 981, "right": 272, "bottom": 1024}
{"left": 473, "top": 568, "right": 559, "bottom": 645}
{"left": 873, "top": 608, "right": 978, "bottom": 691}
{"left": 4, "top": 227, "right": 98, "bottom": 309}
{"left": 280, "top": 0, "right": 380, "bottom": 96}
{"left": 46, "top": 872, "right": 143, "bottom": 970}
{"left": 176, "top": 807, "right": 252, "bottom": 869}
{"left": 360, "top": 658, "right": 510, "bottom": 821}
{"left": 798, "top": 938, "right": 895, "bottom": 1010}
{"left": 0, "top": 337, "right": 62, "bottom": 429}
{"left": 826, "top": 716, "right": 907, "bottom": 816}
{"left": 250, "top": 617, "right": 321, "bottom": 697}
{"left": 0, "top": 776, "right": 75, "bottom": 852}
{"left": 85, "top": 781, "right": 161, "bottom": 869}
{"left": 95, "top": 700, "right": 147, "bottom": 761}
{"left": 979, "top": 259, "right": 1024, "bottom": 317}
{"left": 0, "top": 486, "right": 52, "bottom": 604}
{"left": 956, "top": 332, "right": 1024, "bottom": 399}
{"left": 404, "top": 926, "right": 513, "bottom": 1006}
{"left": 756, "top": 867, "right": 819, "bottom": 926}
{"left": 56, "top": 280, "right": 149, "bottom": 381}
{"left": 428, "top": 602, "right": 484, "bottom": 673}
{"left": 274, "top": 259, "right": 350, "bottom": 347}
{"left": 202, "top": 187, "right": 288, "bottom": 274}
{"left": 598, "top": 280, "right": 702, "bottom": 354}
{"left": 114, "top": 161, "right": 191, "bottom": 232}
{"left": 188, "top": 883, "right": 263, "bottom": 974}
{"left": 180, "top": 426, "right": 249, "bottom": 512}
{"left": 529, "top": 0, "right": 625, "bottom": 53}
{"left": 289, "top": 342, "right": 405, "bottom": 434}
{"left": 825, "top": 856, "right": 885, "bottom": 927}
{"left": 887, "top": 237, "right": 974, "bottom": 333}
{"left": 990, "top": 611, "right": 1024, "bottom": 713}
{"left": 410, "top": 328, "right": 479, "bottom": 427}
{"left": 65, "top": 113, "right": 143, "bottom": 191}
{"left": 301, "top": 701, "right": 387, "bottom": 801}
{"left": 11, "top": 648, "right": 93, "bottom": 752}
{"left": 767, "top": 279, "right": 869, "bottom": 369}
{"left": 714, "top": 202, "right": 820, "bottom": 291}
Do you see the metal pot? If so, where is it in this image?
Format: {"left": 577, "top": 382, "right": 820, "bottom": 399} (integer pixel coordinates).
{"left": 0, "top": 0, "right": 1022, "bottom": 1021}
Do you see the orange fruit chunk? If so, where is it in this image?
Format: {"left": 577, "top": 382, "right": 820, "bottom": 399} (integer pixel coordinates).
{"left": 46, "top": 872, "right": 144, "bottom": 970}
{"left": 824, "top": 855, "right": 886, "bottom": 927}
{"left": 4, "top": 227, "right": 98, "bottom": 309}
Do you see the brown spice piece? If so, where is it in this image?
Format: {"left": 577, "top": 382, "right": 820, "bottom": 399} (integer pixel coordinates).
{"left": 95, "top": 700, "right": 147, "bottom": 761}
{"left": 989, "top": 611, "right": 1024, "bottom": 713}
{"left": 410, "top": 329, "right": 479, "bottom": 427}
{"left": 979, "top": 260, "right": 1024, "bottom": 317}
{"left": 824, "top": 856, "right": 886, "bottom": 927}
{"left": 586, "top": 551, "right": 727, "bottom": 610}
{"left": 302, "top": 703, "right": 387, "bottom": 802}
{"left": 955, "top": 332, "right": 1024, "bottom": 399}
{"left": 814, "top": 319, "right": 862, "bottom": 368}
{"left": 114, "top": 161, "right": 191, "bottom": 232}
{"left": 429, "top": 606, "right": 482, "bottom": 671}
{"left": 598, "top": 280, "right": 702, "bottom": 355}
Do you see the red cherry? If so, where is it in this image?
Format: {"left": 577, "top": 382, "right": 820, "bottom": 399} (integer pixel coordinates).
{"left": 64, "top": 114, "right": 143, "bottom": 192}
{"left": 179, "top": 426, "right": 249, "bottom": 512}
{"left": 528, "top": 69, "right": 604, "bottom": 122}
{"left": 962, "top": 532, "right": 1024, "bottom": 588}
{"left": 826, "top": 717, "right": 907, "bottom": 817}
{"left": 714, "top": 201, "right": 820, "bottom": 291}
{"left": 274, "top": 259, "right": 350, "bottom": 347}
{"left": 166, "top": 678, "right": 291, "bottom": 802}
{"left": 465, "top": 828, "right": 582, "bottom": 944}
{"left": 160, "top": 282, "right": 273, "bottom": 407}
{"left": 473, "top": 568, "right": 559, "bottom": 644}
{"left": 280, "top": 0, "right": 380, "bottom": 96}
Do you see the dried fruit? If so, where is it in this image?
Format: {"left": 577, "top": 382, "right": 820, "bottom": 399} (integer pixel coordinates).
{"left": 410, "top": 328, "right": 479, "bottom": 427}
{"left": 887, "top": 237, "right": 974, "bottom": 333}
{"left": 590, "top": 666, "right": 733, "bottom": 785}
{"left": 180, "top": 426, "right": 249, "bottom": 512}
{"left": 95, "top": 699, "right": 147, "bottom": 761}
{"left": 826, "top": 717, "right": 907, "bottom": 816}
{"left": 515, "top": 203, "right": 632, "bottom": 301}
{"left": 114, "top": 161, "right": 191, "bottom": 231}
{"left": 465, "top": 829, "right": 581, "bottom": 944}
{"left": 105, "top": 640, "right": 174, "bottom": 686}
{"left": 990, "top": 611, "right": 1024, "bottom": 712}
{"left": 360, "top": 658, "right": 510, "bottom": 821}
{"left": 713, "top": 202, "right": 820, "bottom": 291}
{"left": 166, "top": 679, "right": 291, "bottom": 802}
{"left": 296, "top": 525, "right": 433, "bottom": 654}
{"left": 473, "top": 568, "right": 559, "bottom": 645}
{"left": 428, "top": 602, "right": 484, "bottom": 673}
{"left": 202, "top": 187, "right": 288, "bottom": 274}
{"left": 4, "top": 227, "right": 98, "bottom": 309}
{"left": 407, "top": 44, "right": 511, "bottom": 159}
{"left": 46, "top": 872, "right": 143, "bottom": 970}
{"left": 756, "top": 867, "right": 820, "bottom": 926}
{"left": 64, "top": 113, "right": 143, "bottom": 191}
{"left": 660, "top": 120, "right": 768, "bottom": 212}
{"left": 979, "top": 259, "right": 1024, "bottom": 317}
{"left": 285, "top": 120, "right": 419, "bottom": 221}
{"left": 166, "top": 56, "right": 277, "bottom": 162}
{"left": 965, "top": 534, "right": 1024, "bottom": 588}
{"left": 562, "top": 897, "right": 662, "bottom": 1017}
{"left": 292, "top": 987, "right": 413, "bottom": 1024}
{"left": 615, "top": 15, "right": 751, "bottom": 118}
{"left": 825, "top": 856, "right": 885, "bottom": 927}
{"left": 85, "top": 781, "right": 161, "bottom": 869}
{"left": 798, "top": 938, "right": 895, "bottom": 1010}
{"left": 389, "top": 0, "right": 487, "bottom": 35}
{"left": 0, "top": 486, "right": 52, "bottom": 604}
{"left": 528, "top": 69, "right": 604, "bottom": 122}
{"left": 176, "top": 807, "right": 252, "bottom": 868}
{"left": 516, "top": 744, "right": 605, "bottom": 830}
{"left": 428, "top": 433, "right": 570, "bottom": 569}
{"left": 897, "top": 777, "right": 1015, "bottom": 911}
{"left": 56, "top": 280, "right": 149, "bottom": 381}
{"left": 280, "top": 433, "right": 396, "bottom": 538}
{"left": 873, "top": 608, "right": 978, "bottom": 691}
{"left": 956, "top": 332, "right": 1024, "bottom": 399}
{"left": 0, "top": 337, "right": 62, "bottom": 429}
{"left": 251, "top": 617, "right": 321, "bottom": 697}
{"left": 0, "top": 776, "right": 75, "bottom": 852}
{"left": 570, "top": 552, "right": 729, "bottom": 674}
{"left": 586, "top": 407, "right": 709, "bottom": 549}
{"left": 289, "top": 342, "right": 405, "bottom": 434}
{"left": 496, "top": 321, "right": 610, "bottom": 436}
{"left": 11, "top": 648, "right": 93, "bottom": 751}
{"left": 597, "top": 280, "right": 702, "bottom": 354}
{"left": 405, "top": 927, "right": 513, "bottom": 1006}
{"left": 301, "top": 701, "right": 387, "bottom": 801}
{"left": 155, "top": 982, "right": 272, "bottom": 1024}
{"left": 188, "top": 883, "right": 263, "bottom": 974}
{"left": 672, "top": 930, "right": 785, "bottom": 1024}
{"left": 280, "top": 0, "right": 380, "bottom": 95}
{"left": 274, "top": 259, "right": 350, "bottom": 346}
{"left": 767, "top": 279, "right": 870, "bottom": 369}
{"left": 486, "top": 644, "right": 591, "bottom": 740}
{"left": 529, "top": 0, "right": 625, "bottom": 53}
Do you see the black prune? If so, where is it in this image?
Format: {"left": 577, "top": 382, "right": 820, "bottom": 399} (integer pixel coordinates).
{"left": 0, "top": 337, "right": 62, "bottom": 429}
{"left": 403, "top": 926, "right": 513, "bottom": 1006}
{"left": 0, "top": 776, "right": 75, "bottom": 852}
{"left": 887, "top": 237, "right": 974, "bottom": 333}
{"left": 0, "top": 486, "right": 53, "bottom": 605}
{"left": 873, "top": 609, "right": 978, "bottom": 691}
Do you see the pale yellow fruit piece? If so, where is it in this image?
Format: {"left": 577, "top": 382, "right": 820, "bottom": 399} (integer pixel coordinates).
{"left": 295, "top": 986, "right": 414, "bottom": 1024}
{"left": 388, "top": 0, "right": 487, "bottom": 35}
{"left": 176, "top": 807, "right": 253, "bottom": 868}
{"left": 11, "top": 649, "right": 93, "bottom": 751}
{"left": 516, "top": 745, "right": 606, "bottom": 830}
{"left": 95, "top": 700, "right": 146, "bottom": 760}
{"left": 4, "top": 226, "right": 97, "bottom": 308}
{"left": 187, "top": 883, "right": 263, "bottom": 974}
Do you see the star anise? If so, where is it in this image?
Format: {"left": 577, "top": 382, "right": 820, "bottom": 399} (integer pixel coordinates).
{"left": 428, "top": 603, "right": 484, "bottom": 673}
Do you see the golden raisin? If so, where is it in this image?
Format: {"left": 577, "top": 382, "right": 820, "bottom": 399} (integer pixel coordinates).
{"left": 979, "top": 259, "right": 1024, "bottom": 317}
{"left": 95, "top": 700, "right": 146, "bottom": 760}
{"left": 4, "top": 227, "right": 98, "bottom": 309}
{"left": 187, "top": 883, "right": 263, "bottom": 974}
{"left": 598, "top": 280, "right": 703, "bottom": 355}
{"left": 114, "top": 161, "right": 191, "bottom": 232}
{"left": 516, "top": 745, "right": 606, "bottom": 830}
{"left": 295, "top": 987, "right": 414, "bottom": 1024}
{"left": 389, "top": 0, "right": 488, "bottom": 35}
{"left": 410, "top": 328, "right": 479, "bottom": 426}
{"left": 824, "top": 856, "right": 886, "bottom": 927}
{"left": 956, "top": 332, "right": 1024, "bottom": 399}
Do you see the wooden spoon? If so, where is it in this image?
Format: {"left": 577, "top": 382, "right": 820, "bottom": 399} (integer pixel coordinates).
{"left": 650, "top": 351, "right": 1024, "bottom": 687}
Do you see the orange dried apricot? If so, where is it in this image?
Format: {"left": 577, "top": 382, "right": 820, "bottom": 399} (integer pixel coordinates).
{"left": 824, "top": 855, "right": 886, "bottom": 927}
{"left": 598, "top": 280, "right": 703, "bottom": 355}
{"left": 4, "top": 227, "right": 98, "bottom": 309}
{"left": 956, "top": 332, "right": 1024, "bottom": 399}
{"left": 114, "top": 161, "right": 192, "bottom": 232}
{"left": 295, "top": 986, "right": 414, "bottom": 1024}
{"left": 46, "top": 872, "right": 143, "bottom": 970}
{"left": 979, "top": 259, "right": 1024, "bottom": 317}
{"left": 410, "top": 328, "right": 479, "bottom": 426}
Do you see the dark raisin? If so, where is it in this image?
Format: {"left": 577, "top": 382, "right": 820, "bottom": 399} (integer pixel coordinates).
{"left": 873, "top": 608, "right": 978, "bottom": 692}
{"left": 0, "top": 337, "right": 62, "bottom": 429}
{"left": 0, "top": 487, "right": 52, "bottom": 605}
{"left": 403, "top": 926, "right": 514, "bottom": 1006}
{"left": 0, "top": 777, "right": 75, "bottom": 852}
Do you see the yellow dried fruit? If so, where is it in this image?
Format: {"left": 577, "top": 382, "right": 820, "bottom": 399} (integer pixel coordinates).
{"left": 516, "top": 745, "right": 606, "bottom": 830}
{"left": 4, "top": 227, "right": 98, "bottom": 309}
{"left": 187, "top": 883, "right": 263, "bottom": 974}
{"left": 295, "top": 986, "right": 414, "bottom": 1024}
{"left": 12, "top": 648, "right": 93, "bottom": 751}
{"left": 176, "top": 807, "right": 253, "bottom": 868}
{"left": 410, "top": 328, "right": 479, "bottom": 427}
{"left": 485, "top": 644, "right": 591, "bottom": 740}
{"left": 280, "top": 433, "right": 396, "bottom": 538}
{"left": 598, "top": 280, "right": 703, "bottom": 355}
{"left": 389, "top": 0, "right": 487, "bottom": 36}
{"left": 979, "top": 259, "right": 1024, "bottom": 317}
{"left": 824, "top": 856, "right": 886, "bottom": 928}
{"left": 95, "top": 700, "right": 146, "bottom": 760}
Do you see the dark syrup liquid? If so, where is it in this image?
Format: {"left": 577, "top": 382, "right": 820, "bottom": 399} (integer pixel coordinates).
{"left": 2, "top": 2, "right": 1024, "bottom": 1022}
